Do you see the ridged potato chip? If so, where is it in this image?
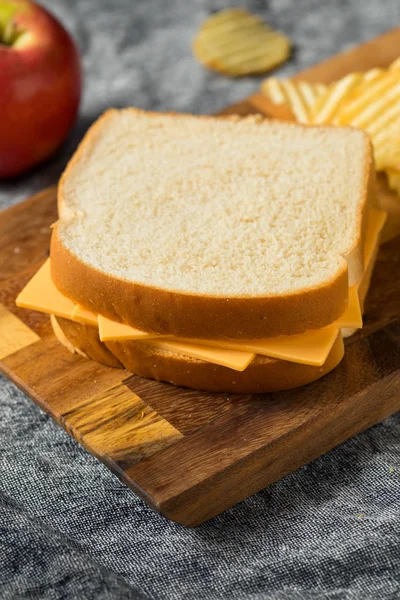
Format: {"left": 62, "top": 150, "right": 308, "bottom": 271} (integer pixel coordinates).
{"left": 334, "top": 71, "right": 400, "bottom": 133}
{"left": 193, "top": 9, "right": 291, "bottom": 77}
{"left": 310, "top": 73, "right": 364, "bottom": 124}
{"left": 389, "top": 57, "right": 400, "bottom": 71}
{"left": 374, "top": 121, "right": 400, "bottom": 171}
{"left": 330, "top": 70, "right": 400, "bottom": 175}
{"left": 261, "top": 78, "right": 327, "bottom": 123}
{"left": 330, "top": 69, "right": 385, "bottom": 124}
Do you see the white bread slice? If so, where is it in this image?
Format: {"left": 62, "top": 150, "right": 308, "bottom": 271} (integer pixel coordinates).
{"left": 51, "top": 108, "right": 374, "bottom": 339}
{"left": 52, "top": 316, "right": 344, "bottom": 394}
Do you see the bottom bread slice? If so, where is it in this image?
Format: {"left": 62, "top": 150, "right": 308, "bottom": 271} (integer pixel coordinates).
{"left": 51, "top": 315, "right": 344, "bottom": 394}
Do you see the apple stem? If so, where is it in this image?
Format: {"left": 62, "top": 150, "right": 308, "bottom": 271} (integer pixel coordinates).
{"left": 3, "top": 21, "right": 13, "bottom": 44}
{"left": 0, "top": 20, "right": 24, "bottom": 47}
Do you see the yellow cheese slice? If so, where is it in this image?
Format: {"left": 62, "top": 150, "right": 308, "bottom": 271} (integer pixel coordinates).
{"left": 98, "top": 319, "right": 339, "bottom": 367}
{"left": 237, "top": 327, "right": 339, "bottom": 366}
{"left": 359, "top": 242, "right": 379, "bottom": 313}
{"left": 364, "top": 208, "right": 387, "bottom": 267}
{"left": 72, "top": 305, "right": 98, "bottom": 326}
{"left": 332, "top": 285, "right": 362, "bottom": 329}
{"left": 98, "top": 314, "right": 158, "bottom": 341}
{"left": 329, "top": 209, "right": 386, "bottom": 331}
{"left": 359, "top": 208, "right": 387, "bottom": 312}
{"left": 16, "top": 259, "right": 76, "bottom": 320}
{"left": 140, "top": 339, "right": 255, "bottom": 372}
{"left": 177, "top": 326, "right": 339, "bottom": 367}
{"left": 341, "top": 209, "right": 387, "bottom": 338}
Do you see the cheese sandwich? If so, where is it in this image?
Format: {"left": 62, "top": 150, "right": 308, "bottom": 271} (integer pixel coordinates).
{"left": 17, "top": 109, "right": 386, "bottom": 393}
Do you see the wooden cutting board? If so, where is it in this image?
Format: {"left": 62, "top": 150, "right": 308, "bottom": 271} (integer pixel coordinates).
{"left": 1, "top": 28, "right": 400, "bottom": 527}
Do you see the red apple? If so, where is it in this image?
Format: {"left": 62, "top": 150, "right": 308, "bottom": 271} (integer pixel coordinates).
{"left": 0, "top": 0, "right": 81, "bottom": 178}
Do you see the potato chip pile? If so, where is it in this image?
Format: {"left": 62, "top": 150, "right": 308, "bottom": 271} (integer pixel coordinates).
{"left": 261, "top": 58, "right": 400, "bottom": 195}
{"left": 193, "top": 9, "right": 291, "bottom": 77}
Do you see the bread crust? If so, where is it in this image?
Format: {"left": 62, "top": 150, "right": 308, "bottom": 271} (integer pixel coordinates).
{"left": 52, "top": 316, "right": 344, "bottom": 394}
{"left": 52, "top": 315, "right": 122, "bottom": 368}
{"left": 346, "top": 153, "right": 376, "bottom": 286}
{"left": 52, "top": 107, "right": 374, "bottom": 339}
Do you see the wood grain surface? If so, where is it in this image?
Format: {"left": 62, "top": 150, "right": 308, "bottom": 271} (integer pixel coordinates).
{"left": 1, "top": 28, "right": 400, "bottom": 526}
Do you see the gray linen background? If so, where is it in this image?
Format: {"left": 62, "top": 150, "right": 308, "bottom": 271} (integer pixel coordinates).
{"left": 1, "top": 1, "right": 400, "bottom": 598}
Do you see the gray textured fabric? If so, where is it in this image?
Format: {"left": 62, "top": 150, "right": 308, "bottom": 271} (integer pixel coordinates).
{"left": 1, "top": 1, "right": 400, "bottom": 598}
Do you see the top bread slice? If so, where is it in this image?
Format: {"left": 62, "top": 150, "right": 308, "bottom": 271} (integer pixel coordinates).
{"left": 51, "top": 108, "right": 374, "bottom": 339}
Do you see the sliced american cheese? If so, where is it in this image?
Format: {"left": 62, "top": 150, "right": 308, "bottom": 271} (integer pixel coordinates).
{"left": 359, "top": 243, "right": 379, "bottom": 312}
{"left": 359, "top": 208, "right": 387, "bottom": 311}
{"left": 332, "top": 285, "right": 362, "bottom": 329}
{"left": 328, "top": 210, "right": 387, "bottom": 330}
{"left": 175, "top": 326, "right": 339, "bottom": 367}
{"left": 139, "top": 339, "right": 255, "bottom": 372}
{"left": 237, "top": 327, "right": 339, "bottom": 366}
{"left": 96, "top": 310, "right": 339, "bottom": 366}
{"left": 16, "top": 259, "right": 76, "bottom": 320}
{"left": 98, "top": 314, "right": 158, "bottom": 341}
{"left": 364, "top": 208, "right": 387, "bottom": 267}
{"left": 72, "top": 305, "right": 98, "bottom": 326}
{"left": 341, "top": 209, "right": 387, "bottom": 338}
{"left": 100, "top": 320, "right": 338, "bottom": 366}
